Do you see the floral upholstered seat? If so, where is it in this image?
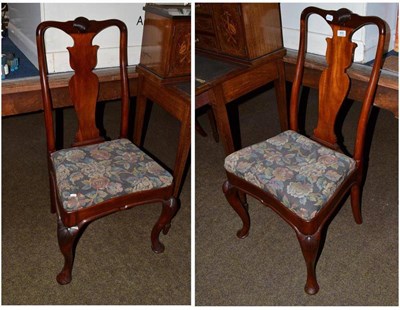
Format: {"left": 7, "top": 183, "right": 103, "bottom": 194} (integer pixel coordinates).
{"left": 51, "top": 139, "right": 173, "bottom": 212}
{"left": 224, "top": 130, "right": 356, "bottom": 221}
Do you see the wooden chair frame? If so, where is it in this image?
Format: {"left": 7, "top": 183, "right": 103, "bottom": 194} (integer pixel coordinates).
{"left": 223, "top": 7, "right": 386, "bottom": 294}
{"left": 37, "top": 17, "right": 178, "bottom": 285}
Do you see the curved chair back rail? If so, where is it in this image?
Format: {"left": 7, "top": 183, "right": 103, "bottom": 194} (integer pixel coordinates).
{"left": 36, "top": 17, "right": 130, "bottom": 151}
{"left": 290, "top": 6, "right": 386, "bottom": 156}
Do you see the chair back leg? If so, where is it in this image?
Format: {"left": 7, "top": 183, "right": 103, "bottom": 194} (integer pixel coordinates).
{"left": 350, "top": 184, "right": 363, "bottom": 224}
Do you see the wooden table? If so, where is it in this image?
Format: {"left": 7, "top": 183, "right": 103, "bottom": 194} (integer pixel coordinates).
{"left": 195, "top": 50, "right": 289, "bottom": 155}
{"left": 133, "top": 65, "right": 191, "bottom": 197}
{"left": 2, "top": 66, "right": 138, "bottom": 116}
{"left": 196, "top": 49, "right": 398, "bottom": 157}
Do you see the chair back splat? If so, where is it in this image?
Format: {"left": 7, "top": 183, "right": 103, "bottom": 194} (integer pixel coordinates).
{"left": 223, "top": 7, "right": 386, "bottom": 295}
{"left": 290, "top": 7, "right": 386, "bottom": 155}
{"left": 36, "top": 17, "right": 130, "bottom": 151}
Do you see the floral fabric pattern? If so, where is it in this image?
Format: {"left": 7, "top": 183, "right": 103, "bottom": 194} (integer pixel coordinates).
{"left": 224, "top": 130, "right": 355, "bottom": 221}
{"left": 51, "top": 139, "right": 173, "bottom": 211}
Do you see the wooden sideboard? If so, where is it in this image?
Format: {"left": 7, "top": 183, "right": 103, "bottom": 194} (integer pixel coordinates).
{"left": 136, "top": 4, "right": 191, "bottom": 197}
{"left": 195, "top": 3, "right": 284, "bottom": 62}
{"left": 140, "top": 4, "right": 191, "bottom": 79}
{"left": 195, "top": 3, "right": 288, "bottom": 155}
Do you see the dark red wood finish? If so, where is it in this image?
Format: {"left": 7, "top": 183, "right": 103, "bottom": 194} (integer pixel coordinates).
{"left": 223, "top": 7, "right": 386, "bottom": 294}
{"left": 37, "top": 17, "right": 178, "bottom": 285}
{"left": 139, "top": 5, "right": 191, "bottom": 79}
{"left": 135, "top": 4, "right": 191, "bottom": 198}
{"left": 195, "top": 3, "right": 288, "bottom": 153}
{"left": 133, "top": 65, "right": 191, "bottom": 198}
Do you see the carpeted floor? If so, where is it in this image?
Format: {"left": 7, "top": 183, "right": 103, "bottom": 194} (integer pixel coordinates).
{"left": 195, "top": 85, "right": 398, "bottom": 306}
{"left": 2, "top": 101, "right": 191, "bottom": 305}
{"left": 2, "top": 80, "right": 398, "bottom": 306}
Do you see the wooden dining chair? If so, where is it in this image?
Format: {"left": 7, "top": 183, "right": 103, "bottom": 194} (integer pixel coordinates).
{"left": 36, "top": 17, "right": 178, "bottom": 285}
{"left": 223, "top": 7, "right": 386, "bottom": 294}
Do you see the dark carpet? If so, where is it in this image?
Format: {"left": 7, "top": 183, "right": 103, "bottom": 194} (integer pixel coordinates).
{"left": 2, "top": 101, "right": 191, "bottom": 305}
{"left": 195, "top": 86, "right": 398, "bottom": 306}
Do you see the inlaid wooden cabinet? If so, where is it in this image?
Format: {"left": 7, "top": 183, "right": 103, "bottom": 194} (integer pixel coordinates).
{"left": 140, "top": 4, "right": 191, "bottom": 79}
{"left": 195, "top": 3, "right": 284, "bottom": 61}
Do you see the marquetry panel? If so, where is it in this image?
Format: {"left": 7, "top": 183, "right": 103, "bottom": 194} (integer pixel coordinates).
{"left": 169, "top": 22, "right": 191, "bottom": 77}
{"left": 212, "top": 4, "right": 248, "bottom": 58}
{"left": 140, "top": 6, "right": 191, "bottom": 79}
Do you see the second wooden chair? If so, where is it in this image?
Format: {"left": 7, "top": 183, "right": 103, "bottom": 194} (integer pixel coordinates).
{"left": 223, "top": 7, "right": 386, "bottom": 294}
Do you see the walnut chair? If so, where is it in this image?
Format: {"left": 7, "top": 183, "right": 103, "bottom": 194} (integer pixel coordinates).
{"left": 36, "top": 17, "right": 178, "bottom": 285}
{"left": 222, "top": 7, "right": 385, "bottom": 294}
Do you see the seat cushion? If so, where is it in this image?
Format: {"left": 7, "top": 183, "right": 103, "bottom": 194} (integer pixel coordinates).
{"left": 51, "top": 139, "right": 173, "bottom": 211}
{"left": 224, "top": 130, "right": 356, "bottom": 221}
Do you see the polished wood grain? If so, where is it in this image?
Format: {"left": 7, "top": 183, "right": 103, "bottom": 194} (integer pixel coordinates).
{"left": 134, "top": 66, "right": 190, "bottom": 197}
{"left": 195, "top": 33, "right": 219, "bottom": 52}
{"left": 195, "top": 3, "right": 211, "bottom": 15}
{"left": 5, "top": 52, "right": 396, "bottom": 119}
{"left": 135, "top": 5, "right": 191, "bottom": 198}
{"left": 224, "top": 7, "right": 387, "bottom": 295}
{"left": 2, "top": 66, "right": 138, "bottom": 116}
{"left": 207, "top": 83, "right": 235, "bottom": 154}
{"left": 195, "top": 52, "right": 288, "bottom": 155}
{"left": 195, "top": 14, "right": 215, "bottom": 33}
{"left": 212, "top": 4, "right": 248, "bottom": 58}
{"left": 313, "top": 24, "right": 357, "bottom": 147}
{"left": 195, "top": 3, "right": 288, "bottom": 153}
{"left": 241, "top": 3, "right": 283, "bottom": 59}
{"left": 284, "top": 49, "right": 398, "bottom": 117}
{"left": 196, "top": 3, "right": 283, "bottom": 61}
{"left": 37, "top": 17, "right": 177, "bottom": 285}
{"left": 194, "top": 4, "right": 218, "bottom": 52}
{"left": 221, "top": 53, "right": 283, "bottom": 102}
{"left": 140, "top": 6, "right": 191, "bottom": 79}
{"left": 169, "top": 22, "right": 191, "bottom": 76}
{"left": 68, "top": 32, "right": 102, "bottom": 145}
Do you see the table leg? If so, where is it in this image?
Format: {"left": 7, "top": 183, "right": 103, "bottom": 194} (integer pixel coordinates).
{"left": 207, "top": 107, "right": 219, "bottom": 142}
{"left": 173, "top": 108, "right": 191, "bottom": 197}
{"left": 209, "top": 85, "right": 235, "bottom": 155}
{"left": 274, "top": 59, "right": 289, "bottom": 131}
{"left": 55, "top": 108, "right": 64, "bottom": 150}
{"left": 195, "top": 119, "right": 207, "bottom": 137}
{"left": 133, "top": 76, "right": 147, "bottom": 147}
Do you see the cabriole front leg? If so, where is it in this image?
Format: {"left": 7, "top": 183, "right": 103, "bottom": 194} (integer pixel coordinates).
{"left": 296, "top": 230, "right": 323, "bottom": 295}
{"left": 151, "top": 197, "right": 178, "bottom": 254}
{"left": 56, "top": 218, "right": 80, "bottom": 285}
{"left": 223, "top": 180, "right": 250, "bottom": 239}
